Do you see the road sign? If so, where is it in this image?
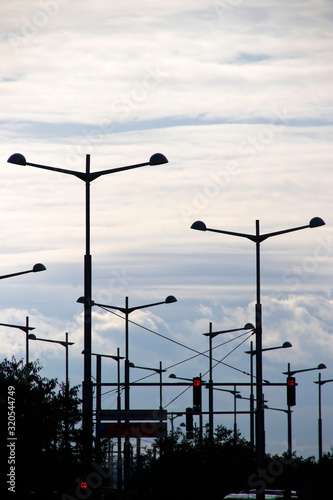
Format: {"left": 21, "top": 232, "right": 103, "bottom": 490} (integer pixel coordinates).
{"left": 97, "top": 409, "right": 167, "bottom": 421}
{"left": 97, "top": 422, "right": 167, "bottom": 438}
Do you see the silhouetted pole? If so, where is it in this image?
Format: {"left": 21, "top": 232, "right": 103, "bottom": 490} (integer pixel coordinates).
{"left": 191, "top": 216, "right": 325, "bottom": 500}
{"left": 314, "top": 373, "right": 333, "bottom": 461}
{"left": 208, "top": 322, "right": 214, "bottom": 440}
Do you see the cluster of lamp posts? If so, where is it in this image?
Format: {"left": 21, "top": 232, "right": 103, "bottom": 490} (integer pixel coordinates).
{"left": 5, "top": 152, "right": 329, "bottom": 500}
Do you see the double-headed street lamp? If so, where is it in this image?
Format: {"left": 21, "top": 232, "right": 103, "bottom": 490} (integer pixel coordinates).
{"left": 78, "top": 294, "right": 176, "bottom": 499}
{"left": 202, "top": 322, "right": 254, "bottom": 440}
{"left": 245, "top": 340, "right": 292, "bottom": 449}
{"left": 191, "top": 216, "right": 325, "bottom": 500}
{"left": 314, "top": 373, "right": 333, "bottom": 460}
{"left": 8, "top": 151, "right": 168, "bottom": 470}
{"left": 77, "top": 294, "right": 176, "bottom": 413}
{"left": 282, "top": 362, "right": 326, "bottom": 456}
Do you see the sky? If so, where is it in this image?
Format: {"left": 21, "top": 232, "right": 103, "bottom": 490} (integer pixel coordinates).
{"left": 0, "top": 0, "right": 332, "bottom": 460}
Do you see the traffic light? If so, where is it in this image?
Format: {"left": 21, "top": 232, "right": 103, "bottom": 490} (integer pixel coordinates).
{"left": 186, "top": 407, "right": 193, "bottom": 439}
{"left": 193, "top": 377, "right": 202, "bottom": 410}
{"left": 287, "top": 376, "right": 296, "bottom": 406}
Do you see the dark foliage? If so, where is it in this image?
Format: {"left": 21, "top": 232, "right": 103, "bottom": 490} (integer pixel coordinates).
{"left": 0, "top": 356, "right": 82, "bottom": 499}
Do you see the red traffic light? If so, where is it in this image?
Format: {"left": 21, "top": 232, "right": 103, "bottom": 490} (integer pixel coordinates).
{"left": 287, "top": 376, "right": 296, "bottom": 406}
{"left": 81, "top": 482, "right": 88, "bottom": 489}
{"left": 193, "top": 377, "right": 201, "bottom": 387}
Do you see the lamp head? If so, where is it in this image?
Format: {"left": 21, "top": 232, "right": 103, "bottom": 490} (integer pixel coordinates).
{"left": 318, "top": 363, "right": 327, "bottom": 370}
{"left": 309, "top": 217, "right": 325, "bottom": 228}
{"left": 169, "top": 373, "right": 177, "bottom": 379}
{"left": 77, "top": 296, "right": 85, "bottom": 304}
{"left": 149, "top": 153, "right": 168, "bottom": 165}
{"left": 128, "top": 362, "right": 135, "bottom": 368}
{"left": 33, "top": 263, "right": 46, "bottom": 272}
{"left": 282, "top": 341, "right": 292, "bottom": 348}
{"left": 165, "top": 295, "right": 177, "bottom": 304}
{"left": 28, "top": 334, "right": 37, "bottom": 340}
{"left": 191, "top": 220, "right": 207, "bottom": 231}
{"left": 8, "top": 153, "right": 27, "bottom": 166}
{"left": 244, "top": 323, "right": 255, "bottom": 330}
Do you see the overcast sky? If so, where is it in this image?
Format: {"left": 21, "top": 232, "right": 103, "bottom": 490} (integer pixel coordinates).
{"left": 1, "top": 0, "right": 332, "bottom": 459}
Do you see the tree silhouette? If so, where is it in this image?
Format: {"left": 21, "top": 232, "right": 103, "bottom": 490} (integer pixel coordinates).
{"left": 0, "top": 356, "right": 82, "bottom": 499}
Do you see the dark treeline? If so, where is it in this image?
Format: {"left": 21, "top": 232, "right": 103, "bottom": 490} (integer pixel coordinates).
{"left": 0, "top": 357, "right": 332, "bottom": 499}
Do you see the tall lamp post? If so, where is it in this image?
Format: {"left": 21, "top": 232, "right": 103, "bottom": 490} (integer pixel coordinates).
{"left": 244, "top": 341, "right": 292, "bottom": 450}
{"left": 282, "top": 362, "right": 326, "bottom": 456}
{"left": 8, "top": 151, "right": 168, "bottom": 471}
{"left": 314, "top": 373, "right": 333, "bottom": 461}
{"left": 202, "top": 322, "right": 254, "bottom": 440}
{"left": 191, "top": 216, "right": 325, "bottom": 500}
{"left": 78, "top": 294, "right": 176, "bottom": 498}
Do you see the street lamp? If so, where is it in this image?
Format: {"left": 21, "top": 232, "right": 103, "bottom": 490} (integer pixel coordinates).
{"left": 202, "top": 322, "right": 254, "bottom": 440}
{"left": 78, "top": 293, "right": 176, "bottom": 498}
{"left": 0, "top": 316, "right": 35, "bottom": 365}
{"left": 282, "top": 363, "right": 326, "bottom": 456}
{"left": 28, "top": 332, "right": 74, "bottom": 453}
{"left": 191, "top": 216, "right": 325, "bottom": 500}
{"left": 8, "top": 151, "right": 168, "bottom": 472}
{"left": 28, "top": 332, "right": 74, "bottom": 387}
{"left": 77, "top": 294, "right": 176, "bottom": 413}
{"left": 244, "top": 340, "right": 292, "bottom": 449}
{"left": 0, "top": 263, "right": 46, "bottom": 281}
{"left": 314, "top": 373, "right": 333, "bottom": 460}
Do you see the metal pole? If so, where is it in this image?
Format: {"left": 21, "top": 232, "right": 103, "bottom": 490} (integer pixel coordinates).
{"left": 65, "top": 332, "right": 69, "bottom": 455}
{"left": 250, "top": 341, "right": 255, "bottom": 450}
{"left": 208, "top": 322, "right": 214, "bottom": 440}
{"left": 287, "top": 363, "right": 292, "bottom": 457}
{"left": 318, "top": 373, "right": 322, "bottom": 461}
{"left": 159, "top": 361, "right": 163, "bottom": 410}
{"left": 255, "top": 220, "right": 265, "bottom": 500}
{"left": 117, "top": 347, "right": 122, "bottom": 493}
{"left": 124, "top": 297, "right": 130, "bottom": 500}
{"left": 234, "top": 385, "right": 237, "bottom": 445}
{"left": 83, "top": 153, "right": 93, "bottom": 471}
{"left": 25, "top": 316, "right": 29, "bottom": 365}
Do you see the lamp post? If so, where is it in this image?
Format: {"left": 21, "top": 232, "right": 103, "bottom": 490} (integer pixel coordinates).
{"left": 28, "top": 332, "right": 74, "bottom": 386}
{"left": 213, "top": 386, "right": 241, "bottom": 443}
{"left": 282, "top": 363, "right": 326, "bottom": 456}
{"left": 28, "top": 332, "right": 74, "bottom": 452}
{"left": 244, "top": 341, "right": 292, "bottom": 450}
{"left": 87, "top": 350, "right": 124, "bottom": 479}
{"left": 314, "top": 374, "right": 333, "bottom": 460}
{"left": 78, "top": 294, "right": 176, "bottom": 499}
{"left": 202, "top": 322, "right": 254, "bottom": 440}
{"left": 0, "top": 316, "right": 36, "bottom": 365}
{"left": 8, "top": 151, "right": 168, "bottom": 471}
{"left": 191, "top": 216, "right": 325, "bottom": 500}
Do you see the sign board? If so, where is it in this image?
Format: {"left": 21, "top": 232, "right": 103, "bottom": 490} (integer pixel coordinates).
{"left": 97, "top": 422, "right": 167, "bottom": 438}
{"left": 97, "top": 409, "right": 167, "bottom": 421}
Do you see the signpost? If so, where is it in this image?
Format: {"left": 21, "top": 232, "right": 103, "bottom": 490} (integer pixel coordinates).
{"left": 97, "top": 422, "right": 167, "bottom": 438}
{"left": 97, "top": 409, "right": 167, "bottom": 421}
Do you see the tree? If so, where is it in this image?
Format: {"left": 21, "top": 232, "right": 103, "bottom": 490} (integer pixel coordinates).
{"left": 0, "top": 356, "right": 82, "bottom": 499}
